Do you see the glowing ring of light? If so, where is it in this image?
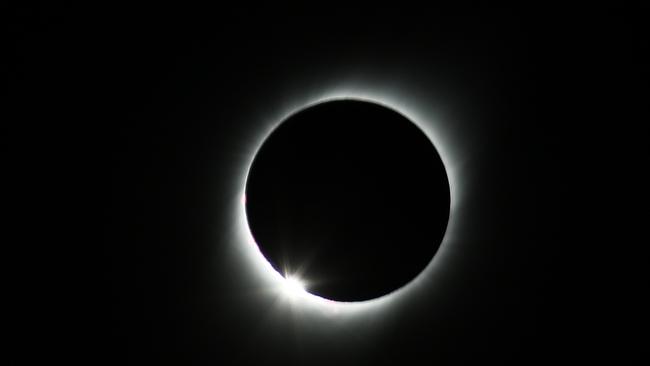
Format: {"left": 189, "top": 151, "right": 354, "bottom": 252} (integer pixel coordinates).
{"left": 233, "top": 86, "right": 463, "bottom": 317}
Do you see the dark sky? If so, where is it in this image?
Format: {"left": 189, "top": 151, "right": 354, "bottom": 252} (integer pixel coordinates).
{"left": 8, "top": 4, "right": 647, "bottom": 365}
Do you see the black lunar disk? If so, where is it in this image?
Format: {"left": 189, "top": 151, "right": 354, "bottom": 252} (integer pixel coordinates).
{"left": 245, "top": 100, "right": 450, "bottom": 302}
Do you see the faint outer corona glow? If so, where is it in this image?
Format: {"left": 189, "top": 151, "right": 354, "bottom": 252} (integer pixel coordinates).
{"left": 234, "top": 86, "right": 463, "bottom": 317}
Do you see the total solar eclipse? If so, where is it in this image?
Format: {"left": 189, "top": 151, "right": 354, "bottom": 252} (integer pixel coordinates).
{"left": 245, "top": 100, "right": 450, "bottom": 302}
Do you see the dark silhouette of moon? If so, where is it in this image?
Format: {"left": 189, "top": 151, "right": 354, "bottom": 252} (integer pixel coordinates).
{"left": 245, "top": 100, "right": 450, "bottom": 302}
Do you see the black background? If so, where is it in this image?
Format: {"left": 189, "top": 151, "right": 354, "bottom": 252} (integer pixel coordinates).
{"left": 7, "top": 4, "right": 648, "bottom": 365}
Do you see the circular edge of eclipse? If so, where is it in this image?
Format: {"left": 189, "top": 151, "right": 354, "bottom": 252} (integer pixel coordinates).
{"left": 235, "top": 92, "right": 460, "bottom": 316}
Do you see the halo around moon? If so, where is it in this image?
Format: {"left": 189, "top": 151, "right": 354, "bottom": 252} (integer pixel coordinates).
{"left": 232, "top": 86, "right": 463, "bottom": 317}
